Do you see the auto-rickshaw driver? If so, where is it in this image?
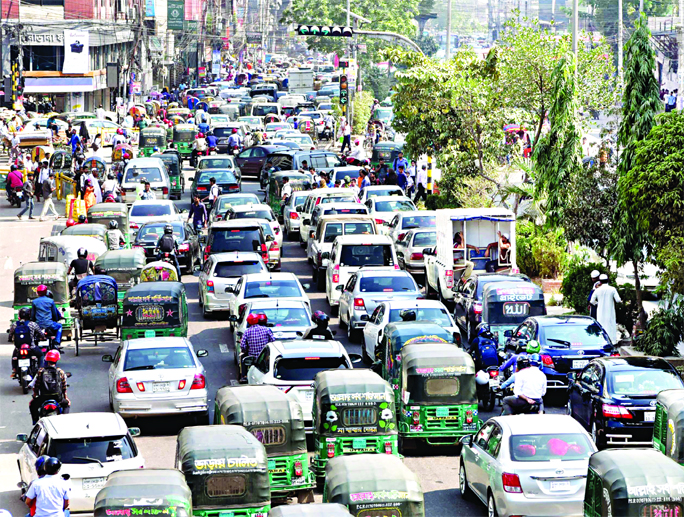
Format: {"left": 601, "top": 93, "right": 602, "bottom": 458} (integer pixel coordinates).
{"left": 66, "top": 247, "right": 94, "bottom": 295}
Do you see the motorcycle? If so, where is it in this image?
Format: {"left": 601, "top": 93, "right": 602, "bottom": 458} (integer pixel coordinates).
{"left": 16, "top": 344, "right": 40, "bottom": 394}
{"left": 319, "top": 124, "right": 333, "bottom": 142}
{"left": 38, "top": 398, "right": 67, "bottom": 419}
{"left": 7, "top": 186, "right": 23, "bottom": 207}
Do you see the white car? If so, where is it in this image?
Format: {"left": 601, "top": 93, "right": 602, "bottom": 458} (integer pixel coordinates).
{"left": 209, "top": 193, "right": 261, "bottom": 226}
{"left": 274, "top": 129, "right": 300, "bottom": 139}
{"left": 365, "top": 196, "right": 417, "bottom": 226}
{"left": 128, "top": 200, "right": 184, "bottom": 237}
{"left": 104, "top": 337, "right": 209, "bottom": 420}
{"left": 16, "top": 413, "right": 145, "bottom": 512}
{"left": 121, "top": 157, "right": 170, "bottom": 204}
{"left": 246, "top": 339, "right": 360, "bottom": 430}
{"left": 282, "top": 134, "right": 316, "bottom": 150}
{"left": 305, "top": 203, "right": 370, "bottom": 261}
{"left": 232, "top": 299, "right": 313, "bottom": 350}
{"left": 227, "top": 203, "right": 282, "bottom": 245}
{"left": 362, "top": 300, "right": 458, "bottom": 363}
{"left": 264, "top": 122, "right": 290, "bottom": 139}
{"left": 385, "top": 210, "right": 437, "bottom": 243}
{"left": 358, "top": 185, "right": 405, "bottom": 204}
{"left": 227, "top": 272, "right": 311, "bottom": 322}
{"left": 283, "top": 191, "right": 310, "bottom": 237}
{"left": 22, "top": 118, "right": 69, "bottom": 132}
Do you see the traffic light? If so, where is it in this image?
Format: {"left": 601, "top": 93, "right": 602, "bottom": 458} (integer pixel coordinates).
{"left": 339, "top": 74, "right": 348, "bottom": 105}
{"left": 296, "top": 25, "right": 353, "bottom": 37}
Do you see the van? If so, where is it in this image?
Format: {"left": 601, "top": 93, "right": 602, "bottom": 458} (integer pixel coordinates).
{"left": 325, "top": 234, "right": 398, "bottom": 312}
{"left": 205, "top": 220, "right": 268, "bottom": 263}
{"left": 259, "top": 149, "right": 342, "bottom": 188}
{"left": 120, "top": 157, "right": 170, "bottom": 204}
{"left": 297, "top": 188, "right": 359, "bottom": 247}
{"left": 251, "top": 102, "right": 280, "bottom": 118}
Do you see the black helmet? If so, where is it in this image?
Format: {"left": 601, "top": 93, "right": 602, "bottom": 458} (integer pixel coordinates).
{"left": 77, "top": 247, "right": 87, "bottom": 259}
{"left": 517, "top": 355, "right": 530, "bottom": 370}
{"left": 18, "top": 308, "right": 30, "bottom": 320}
{"left": 109, "top": 220, "right": 118, "bottom": 229}
{"left": 476, "top": 322, "right": 494, "bottom": 339}
{"left": 44, "top": 457, "right": 62, "bottom": 475}
{"left": 399, "top": 309, "right": 416, "bottom": 322}
{"left": 107, "top": 173, "right": 114, "bottom": 180}
{"left": 313, "top": 310, "right": 329, "bottom": 325}
{"left": 164, "top": 224, "right": 174, "bottom": 235}
{"left": 78, "top": 215, "right": 86, "bottom": 223}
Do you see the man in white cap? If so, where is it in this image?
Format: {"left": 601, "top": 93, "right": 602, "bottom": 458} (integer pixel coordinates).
{"left": 588, "top": 270, "right": 601, "bottom": 319}
{"left": 591, "top": 274, "right": 622, "bottom": 343}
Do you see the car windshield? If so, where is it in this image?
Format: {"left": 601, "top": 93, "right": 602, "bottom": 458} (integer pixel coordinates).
{"left": 608, "top": 368, "right": 684, "bottom": 397}
{"left": 48, "top": 435, "right": 136, "bottom": 464}
{"left": 124, "top": 167, "right": 163, "bottom": 183}
{"left": 217, "top": 195, "right": 259, "bottom": 211}
{"left": 321, "top": 196, "right": 356, "bottom": 204}
{"left": 413, "top": 232, "right": 437, "bottom": 247}
{"left": 197, "top": 171, "right": 236, "bottom": 184}
{"left": 540, "top": 322, "right": 610, "bottom": 347}
{"left": 137, "top": 223, "right": 182, "bottom": 241}
{"left": 274, "top": 357, "right": 349, "bottom": 381}
{"left": 340, "top": 244, "right": 393, "bottom": 267}
{"left": 266, "top": 123, "right": 288, "bottom": 131}
{"left": 389, "top": 307, "right": 452, "bottom": 326}
{"left": 213, "top": 127, "right": 239, "bottom": 138}
{"left": 130, "top": 204, "right": 172, "bottom": 217}
{"left": 254, "top": 105, "right": 278, "bottom": 116}
{"left": 210, "top": 228, "right": 262, "bottom": 253}
{"left": 214, "top": 261, "right": 264, "bottom": 277}
{"left": 402, "top": 216, "right": 436, "bottom": 229}
{"left": 367, "top": 189, "right": 401, "bottom": 199}
{"left": 233, "top": 210, "right": 272, "bottom": 221}
{"left": 375, "top": 200, "right": 415, "bottom": 212}
{"left": 284, "top": 135, "right": 312, "bottom": 144}
{"left": 123, "top": 346, "right": 196, "bottom": 370}
{"left": 359, "top": 276, "right": 416, "bottom": 292}
{"left": 323, "top": 222, "right": 373, "bottom": 242}
{"left": 198, "top": 158, "right": 234, "bottom": 169}
{"left": 245, "top": 280, "right": 301, "bottom": 298}
{"left": 249, "top": 308, "right": 311, "bottom": 327}
{"left": 509, "top": 434, "right": 593, "bottom": 462}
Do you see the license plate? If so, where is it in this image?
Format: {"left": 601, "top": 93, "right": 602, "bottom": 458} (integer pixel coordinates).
{"left": 489, "top": 378, "right": 499, "bottom": 387}
{"left": 268, "top": 460, "right": 276, "bottom": 469}
{"left": 550, "top": 481, "right": 571, "bottom": 491}
{"left": 82, "top": 477, "right": 106, "bottom": 490}
{"left": 153, "top": 382, "right": 170, "bottom": 392}
{"left": 436, "top": 407, "right": 449, "bottom": 418}
{"left": 572, "top": 360, "right": 589, "bottom": 369}
{"left": 144, "top": 330, "right": 156, "bottom": 338}
{"left": 353, "top": 438, "right": 366, "bottom": 449}
{"left": 303, "top": 391, "right": 313, "bottom": 401}
{"left": 18, "top": 359, "right": 30, "bottom": 367}
{"left": 219, "top": 513, "right": 235, "bottom": 517}
{"left": 644, "top": 411, "right": 656, "bottom": 422}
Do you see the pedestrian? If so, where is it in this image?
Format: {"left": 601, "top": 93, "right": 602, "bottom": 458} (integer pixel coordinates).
{"left": 91, "top": 133, "right": 102, "bottom": 154}
{"left": 39, "top": 171, "right": 59, "bottom": 221}
{"left": 85, "top": 168, "right": 102, "bottom": 203}
{"left": 18, "top": 172, "right": 36, "bottom": 220}
{"left": 78, "top": 122, "right": 90, "bottom": 147}
{"left": 207, "top": 177, "right": 220, "bottom": 212}
{"left": 392, "top": 151, "right": 409, "bottom": 173}
{"left": 587, "top": 270, "right": 601, "bottom": 319}
{"left": 83, "top": 179, "right": 96, "bottom": 212}
{"left": 396, "top": 165, "right": 408, "bottom": 191}
{"left": 68, "top": 129, "right": 80, "bottom": 155}
{"left": 590, "top": 274, "right": 622, "bottom": 343}
{"left": 386, "top": 168, "right": 397, "bottom": 186}
{"left": 9, "top": 131, "right": 20, "bottom": 162}
{"left": 375, "top": 158, "right": 389, "bottom": 184}
{"left": 408, "top": 159, "right": 417, "bottom": 187}
{"left": 359, "top": 169, "right": 371, "bottom": 193}
{"left": 96, "top": 104, "right": 106, "bottom": 120}
{"left": 340, "top": 116, "right": 351, "bottom": 154}
{"left": 414, "top": 164, "right": 428, "bottom": 203}
{"left": 139, "top": 182, "right": 156, "bottom": 200}
{"left": 188, "top": 195, "right": 208, "bottom": 230}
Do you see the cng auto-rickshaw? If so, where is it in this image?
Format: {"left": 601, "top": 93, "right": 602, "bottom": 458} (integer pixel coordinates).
{"left": 73, "top": 275, "right": 119, "bottom": 355}
{"left": 88, "top": 203, "right": 131, "bottom": 246}
{"left": 268, "top": 171, "right": 311, "bottom": 219}
{"left": 371, "top": 141, "right": 404, "bottom": 168}
{"left": 267, "top": 505, "right": 352, "bottom": 516}
{"left": 653, "top": 389, "right": 684, "bottom": 464}
{"left": 38, "top": 235, "right": 108, "bottom": 267}
{"left": 83, "top": 156, "right": 107, "bottom": 178}
{"left": 312, "top": 370, "right": 398, "bottom": 483}
{"left": 49, "top": 149, "right": 73, "bottom": 177}
{"left": 154, "top": 150, "right": 183, "bottom": 199}
{"left": 140, "top": 261, "right": 180, "bottom": 282}
{"left": 61, "top": 223, "right": 110, "bottom": 247}
{"left": 94, "top": 248, "right": 146, "bottom": 314}
{"left": 176, "top": 425, "right": 271, "bottom": 517}
{"left": 140, "top": 126, "right": 167, "bottom": 157}
{"left": 397, "top": 343, "right": 480, "bottom": 449}
{"left": 324, "top": 454, "right": 425, "bottom": 517}
{"left": 214, "top": 385, "right": 315, "bottom": 501}
{"left": 121, "top": 281, "right": 188, "bottom": 340}
{"left": 173, "top": 124, "right": 197, "bottom": 162}
{"left": 94, "top": 469, "right": 192, "bottom": 517}
{"left": 584, "top": 448, "right": 684, "bottom": 517}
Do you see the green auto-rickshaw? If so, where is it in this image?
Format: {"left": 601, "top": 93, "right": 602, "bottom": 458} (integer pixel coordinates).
{"left": 155, "top": 150, "right": 183, "bottom": 199}
{"left": 140, "top": 126, "right": 168, "bottom": 157}
{"left": 324, "top": 454, "right": 425, "bottom": 517}
{"left": 214, "top": 385, "right": 315, "bottom": 502}
{"left": 268, "top": 171, "right": 311, "bottom": 220}
{"left": 312, "top": 370, "right": 398, "bottom": 483}
{"left": 87, "top": 203, "right": 132, "bottom": 246}
{"left": 13, "top": 262, "right": 73, "bottom": 340}
{"left": 480, "top": 281, "right": 546, "bottom": 346}
{"left": 173, "top": 124, "right": 197, "bottom": 162}
{"left": 176, "top": 425, "right": 271, "bottom": 517}
{"left": 370, "top": 141, "right": 404, "bottom": 168}
{"left": 584, "top": 448, "right": 684, "bottom": 517}
{"left": 94, "top": 248, "right": 146, "bottom": 314}
{"left": 267, "top": 504, "right": 351, "bottom": 516}
{"left": 61, "top": 223, "right": 110, "bottom": 247}
{"left": 94, "top": 469, "right": 192, "bottom": 517}
{"left": 121, "top": 281, "right": 188, "bottom": 340}
{"left": 653, "top": 389, "right": 684, "bottom": 464}
{"left": 397, "top": 343, "right": 480, "bottom": 449}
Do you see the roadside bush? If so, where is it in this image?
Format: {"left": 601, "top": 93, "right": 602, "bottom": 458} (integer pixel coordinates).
{"left": 352, "top": 91, "right": 374, "bottom": 135}
{"left": 560, "top": 255, "right": 612, "bottom": 314}
{"left": 516, "top": 221, "right": 569, "bottom": 279}
{"left": 634, "top": 304, "right": 684, "bottom": 357}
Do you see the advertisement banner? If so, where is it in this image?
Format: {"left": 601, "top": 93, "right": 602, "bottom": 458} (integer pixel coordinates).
{"left": 246, "top": 32, "right": 262, "bottom": 44}
{"left": 212, "top": 50, "right": 221, "bottom": 75}
{"left": 145, "top": 0, "right": 155, "bottom": 17}
{"left": 167, "top": 0, "right": 184, "bottom": 30}
{"left": 63, "top": 30, "right": 89, "bottom": 74}
{"left": 198, "top": 67, "right": 206, "bottom": 78}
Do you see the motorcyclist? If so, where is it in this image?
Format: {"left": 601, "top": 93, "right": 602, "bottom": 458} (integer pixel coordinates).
{"left": 30, "top": 285, "right": 63, "bottom": 349}
{"left": 29, "top": 350, "right": 70, "bottom": 424}
{"left": 25, "top": 456, "right": 69, "bottom": 517}
{"left": 206, "top": 130, "right": 218, "bottom": 152}
{"left": 346, "top": 139, "right": 368, "bottom": 165}
{"left": 76, "top": 215, "right": 87, "bottom": 225}
{"left": 67, "top": 247, "right": 94, "bottom": 294}
{"left": 500, "top": 355, "right": 530, "bottom": 391}
{"left": 303, "top": 311, "right": 334, "bottom": 340}
{"left": 469, "top": 322, "right": 497, "bottom": 367}
{"left": 227, "top": 128, "right": 242, "bottom": 154}
{"left": 106, "top": 220, "right": 126, "bottom": 250}
{"left": 23, "top": 455, "right": 50, "bottom": 517}
{"left": 499, "top": 339, "right": 540, "bottom": 375}
{"left": 502, "top": 353, "right": 546, "bottom": 415}
{"left": 156, "top": 224, "right": 181, "bottom": 277}
{"left": 11, "top": 308, "right": 45, "bottom": 379}
{"left": 102, "top": 173, "right": 119, "bottom": 201}
{"left": 192, "top": 133, "right": 208, "bottom": 165}
{"left": 240, "top": 312, "right": 275, "bottom": 378}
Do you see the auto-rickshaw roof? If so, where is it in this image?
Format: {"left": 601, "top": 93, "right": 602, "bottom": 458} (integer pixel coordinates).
{"left": 177, "top": 425, "right": 268, "bottom": 474}
{"left": 94, "top": 468, "right": 191, "bottom": 509}
{"left": 658, "top": 389, "right": 684, "bottom": 441}
{"left": 15, "top": 261, "right": 67, "bottom": 278}
{"left": 325, "top": 454, "right": 423, "bottom": 505}
{"left": 402, "top": 343, "right": 474, "bottom": 374}
{"left": 316, "top": 369, "right": 393, "bottom": 403}
{"left": 88, "top": 203, "right": 129, "bottom": 217}
{"left": 95, "top": 249, "right": 147, "bottom": 271}
{"left": 373, "top": 141, "right": 403, "bottom": 151}
{"left": 40, "top": 235, "right": 108, "bottom": 254}
{"left": 482, "top": 281, "right": 544, "bottom": 302}
{"left": 61, "top": 223, "right": 108, "bottom": 237}
{"left": 215, "top": 385, "right": 300, "bottom": 425}
{"left": 76, "top": 274, "right": 118, "bottom": 290}
{"left": 174, "top": 124, "right": 196, "bottom": 131}
{"left": 142, "top": 126, "right": 166, "bottom": 135}
{"left": 442, "top": 207, "right": 515, "bottom": 222}
{"left": 385, "top": 321, "right": 454, "bottom": 349}
{"left": 124, "top": 281, "right": 185, "bottom": 302}
{"left": 268, "top": 504, "right": 352, "bottom": 516}
{"left": 589, "top": 448, "right": 684, "bottom": 502}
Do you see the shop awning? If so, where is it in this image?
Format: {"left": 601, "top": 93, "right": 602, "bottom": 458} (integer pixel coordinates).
{"left": 25, "top": 77, "right": 98, "bottom": 93}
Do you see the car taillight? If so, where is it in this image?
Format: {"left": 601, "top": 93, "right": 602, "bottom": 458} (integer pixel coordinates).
{"left": 327, "top": 442, "right": 335, "bottom": 458}
{"left": 117, "top": 377, "right": 133, "bottom": 393}
{"left": 332, "top": 265, "right": 339, "bottom": 283}
{"left": 290, "top": 212, "right": 299, "bottom": 220}
{"left": 229, "top": 184, "right": 239, "bottom": 191}
{"left": 270, "top": 242, "right": 279, "bottom": 252}
{"left": 203, "top": 244, "right": 211, "bottom": 261}
{"left": 197, "top": 186, "right": 207, "bottom": 191}
{"left": 206, "top": 280, "right": 214, "bottom": 293}
{"left": 502, "top": 473, "right": 522, "bottom": 493}
{"left": 446, "top": 269, "right": 453, "bottom": 288}
{"left": 412, "top": 411, "right": 420, "bottom": 424}
{"left": 261, "top": 243, "right": 269, "bottom": 261}
{"left": 611, "top": 352, "right": 620, "bottom": 357}
{"left": 178, "top": 243, "right": 190, "bottom": 252}
{"left": 473, "top": 302, "right": 483, "bottom": 314}
{"left": 216, "top": 215, "right": 223, "bottom": 221}
{"left": 315, "top": 198, "right": 321, "bottom": 205}
{"left": 541, "top": 354, "right": 554, "bottom": 367}
{"left": 162, "top": 187, "right": 169, "bottom": 195}
{"left": 178, "top": 379, "right": 186, "bottom": 390}
{"left": 398, "top": 233, "right": 406, "bottom": 240}
{"left": 466, "top": 409, "right": 473, "bottom": 424}
{"left": 238, "top": 303, "right": 247, "bottom": 315}
{"left": 384, "top": 441, "right": 393, "bottom": 454}
{"left": 354, "top": 298, "right": 365, "bottom": 309}
{"left": 375, "top": 218, "right": 385, "bottom": 224}
{"left": 136, "top": 382, "right": 145, "bottom": 392}
{"left": 130, "top": 223, "right": 139, "bottom": 229}
{"left": 191, "top": 374, "right": 206, "bottom": 390}
{"left": 410, "top": 252, "right": 423, "bottom": 260}
{"left": 294, "top": 460, "right": 303, "bottom": 476}
{"left": 602, "top": 404, "right": 632, "bottom": 419}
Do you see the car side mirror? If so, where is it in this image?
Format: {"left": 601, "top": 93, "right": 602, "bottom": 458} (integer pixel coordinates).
{"left": 179, "top": 208, "right": 188, "bottom": 214}
{"left": 453, "top": 332, "right": 462, "bottom": 347}
{"left": 16, "top": 433, "right": 28, "bottom": 443}
{"left": 243, "top": 356, "right": 256, "bottom": 370}
{"left": 228, "top": 314, "right": 238, "bottom": 322}
{"left": 336, "top": 284, "right": 344, "bottom": 291}
{"left": 266, "top": 235, "right": 274, "bottom": 242}
{"left": 102, "top": 354, "right": 114, "bottom": 363}
{"left": 348, "top": 353, "right": 363, "bottom": 364}
{"left": 504, "top": 330, "right": 513, "bottom": 338}
{"left": 197, "top": 349, "right": 208, "bottom": 358}
{"left": 128, "top": 427, "right": 141, "bottom": 437}
{"left": 422, "top": 247, "right": 434, "bottom": 256}
{"left": 460, "top": 435, "right": 472, "bottom": 446}
{"left": 188, "top": 176, "right": 195, "bottom": 182}
{"left": 302, "top": 283, "right": 311, "bottom": 290}
{"left": 567, "top": 372, "right": 577, "bottom": 382}
{"left": 296, "top": 206, "right": 303, "bottom": 213}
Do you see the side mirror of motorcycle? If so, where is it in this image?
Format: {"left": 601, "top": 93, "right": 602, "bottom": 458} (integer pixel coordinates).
{"left": 196, "top": 349, "right": 208, "bottom": 358}
{"left": 102, "top": 354, "right": 114, "bottom": 363}
{"left": 128, "top": 427, "right": 141, "bottom": 437}
{"left": 504, "top": 330, "right": 513, "bottom": 338}
{"left": 62, "top": 474, "right": 71, "bottom": 481}
{"left": 228, "top": 314, "right": 238, "bottom": 322}
{"left": 16, "top": 433, "right": 28, "bottom": 443}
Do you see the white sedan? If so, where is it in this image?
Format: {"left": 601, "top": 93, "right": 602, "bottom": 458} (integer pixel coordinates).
{"left": 128, "top": 200, "right": 184, "bottom": 237}
{"left": 227, "top": 272, "right": 311, "bottom": 323}
{"left": 364, "top": 196, "right": 417, "bottom": 226}
{"left": 226, "top": 203, "right": 282, "bottom": 247}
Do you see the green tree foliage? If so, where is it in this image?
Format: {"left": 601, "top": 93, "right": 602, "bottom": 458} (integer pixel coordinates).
{"left": 414, "top": 34, "right": 439, "bottom": 57}
{"left": 352, "top": 90, "right": 374, "bottom": 135}
{"left": 364, "top": 66, "right": 392, "bottom": 102}
{"left": 516, "top": 220, "right": 568, "bottom": 278}
{"left": 560, "top": 255, "right": 612, "bottom": 313}
{"left": 634, "top": 304, "right": 684, "bottom": 357}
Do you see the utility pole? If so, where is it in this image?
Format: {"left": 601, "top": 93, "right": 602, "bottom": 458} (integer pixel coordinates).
{"left": 618, "top": 0, "right": 623, "bottom": 82}
{"left": 572, "top": 0, "right": 578, "bottom": 57}
{"left": 446, "top": 0, "right": 452, "bottom": 60}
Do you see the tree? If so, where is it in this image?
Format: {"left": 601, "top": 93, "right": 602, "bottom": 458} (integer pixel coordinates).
{"left": 414, "top": 34, "right": 439, "bottom": 57}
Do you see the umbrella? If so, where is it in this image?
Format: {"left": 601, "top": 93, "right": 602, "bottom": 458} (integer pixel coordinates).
{"left": 504, "top": 124, "right": 523, "bottom": 132}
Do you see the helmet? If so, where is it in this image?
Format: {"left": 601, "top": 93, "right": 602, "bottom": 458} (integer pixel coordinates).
{"left": 313, "top": 311, "right": 329, "bottom": 325}
{"left": 35, "top": 455, "right": 50, "bottom": 475}
{"left": 529, "top": 353, "right": 541, "bottom": 367}
{"left": 153, "top": 146, "right": 160, "bottom": 152}
{"left": 19, "top": 308, "right": 30, "bottom": 320}
{"left": 247, "top": 313, "right": 259, "bottom": 326}
{"left": 44, "top": 457, "right": 62, "bottom": 476}
{"left": 232, "top": 128, "right": 238, "bottom": 133}
{"left": 77, "top": 247, "right": 87, "bottom": 259}
{"left": 476, "top": 322, "right": 493, "bottom": 338}
{"left": 36, "top": 284, "right": 48, "bottom": 296}
{"left": 257, "top": 313, "right": 268, "bottom": 325}
{"left": 109, "top": 220, "right": 118, "bottom": 229}
{"left": 78, "top": 215, "right": 86, "bottom": 224}
{"left": 117, "top": 128, "right": 124, "bottom": 135}
{"left": 65, "top": 218, "right": 76, "bottom": 227}
{"left": 198, "top": 133, "right": 204, "bottom": 138}
{"left": 45, "top": 350, "right": 60, "bottom": 363}
{"left": 516, "top": 355, "right": 530, "bottom": 370}
{"left": 475, "top": 371, "right": 489, "bottom": 385}
{"left": 399, "top": 309, "right": 416, "bottom": 322}
{"left": 108, "top": 173, "right": 114, "bottom": 180}
{"left": 164, "top": 224, "right": 174, "bottom": 235}
{"left": 526, "top": 340, "right": 541, "bottom": 354}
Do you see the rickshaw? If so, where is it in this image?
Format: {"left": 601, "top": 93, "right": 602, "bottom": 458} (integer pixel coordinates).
{"left": 169, "top": 115, "right": 186, "bottom": 126}
{"left": 268, "top": 505, "right": 352, "bottom": 516}
{"left": 324, "top": 454, "right": 425, "bottom": 517}
{"left": 140, "top": 261, "right": 179, "bottom": 282}
{"left": 653, "top": 389, "right": 684, "bottom": 464}
{"left": 49, "top": 149, "right": 73, "bottom": 177}
{"left": 214, "top": 385, "right": 315, "bottom": 502}
{"left": 112, "top": 143, "right": 135, "bottom": 165}
{"left": 121, "top": 281, "right": 188, "bottom": 340}
{"left": 168, "top": 107, "right": 191, "bottom": 120}
{"left": 176, "top": 425, "right": 271, "bottom": 517}
{"left": 12, "top": 262, "right": 73, "bottom": 340}
{"left": 371, "top": 141, "right": 404, "bottom": 168}
{"left": 94, "top": 248, "right": 146, "bottom": 314}
{"left": 168, "top": 101, "right": 180, "bottom": 109}
{"left": 72, "top": 275, "right": 119, "bottom": 355}
{"left": 264, "top": 113, "right": 281, "bottom": 125}
{"left": 268, "top": 171, "right": 311, "bottom": 219}
{"left": 83, "top": 156, "right": 107, "bottom": 178}
{"left": 31, "top": 145, "right": 50, "bottom": 163}
{"left": 94, "top": 469, "right": 192, "bottom": 517}
{"left": 396, "top": 343, "right": 479, "bottom": 449}
{"left": 173, "top": 124, "right": 197, "bottom": 162}
{"left": 196, "top": 101, "right": 209, "bottom": 113}
{"left": 297, "top": 116, "right": 318, "bottom": 142}
{"left": 88, "top": 203, "right": 131, "bottom": 246}
{"left": 207, "top": 100, "right": 224, "bottom": 114}
{"left": 140, "top": 126, "right": 167, "bottom": 157}
{"left": 38, "top": 235, "right": 107, "bottom": 267}
{"left": 584, "top": 448, "right": 684, "bottom": 517}
{"left": 155, "top": 149, "right": 183, "bottom": 199}
{"left": 144, "top": 100, "right": 160, "bottom": 117}
{"left": 61, "top": 223, "right": 109, "bottom": 247}
{"left": 312, "top": 370, "right": 398, "bottom": 483}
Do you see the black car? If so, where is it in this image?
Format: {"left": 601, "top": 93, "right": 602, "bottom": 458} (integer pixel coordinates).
{"left": 190, "top": 169, "right": 240, "bottom": 205}
{"left": 212, "top": 125, "right": 249, "bottom": 154}
{"left": 568, "top": 356, "right": 684, "bottom": 449}
{"left": 133, "top": 221, "right": 202, "bottom": 272}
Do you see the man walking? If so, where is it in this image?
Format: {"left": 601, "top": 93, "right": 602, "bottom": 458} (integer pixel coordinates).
{"left": 414, "top": 164, "right": 428, "bottom": 203}
{"left": 591, "top": 274, "right": 622, "bottom": 343}
{"left": 39, "top": 171, "right": 59, "bottom": 221}
{"left": 18, "top": 172, "right": 36, "bottom": 220}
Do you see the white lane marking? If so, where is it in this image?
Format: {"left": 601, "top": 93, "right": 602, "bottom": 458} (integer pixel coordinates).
{"left": 4, "top": 257, "right": 12, "bottom": 270}
{"left": 219, "top": 343, "right": 229, "bottom": 354}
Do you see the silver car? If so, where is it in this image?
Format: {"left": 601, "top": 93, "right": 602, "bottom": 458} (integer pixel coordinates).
{"left": 339, "top": 268, "right": 421, "bottom": 342}
{"left": 460, "top": 414, "right": 596, "bottom": 517}
{"left": 209, "top": 193, "right": 261, "bottom": 226}
{"left": 282, "top": 191, "right": 309, "bottom": 237}
{"left": 104, "top": 337, "right": 209, "bottom": 421}
{"left": 396, "top": 229, "right": 437, "bottom": 275}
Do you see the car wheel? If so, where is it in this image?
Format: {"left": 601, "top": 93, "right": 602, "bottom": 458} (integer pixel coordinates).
{"left": 202, "top": 303, "right": 209, "bottom": 319}
{"left": 316, "top": 270, "right": 326, "bottom": 291}
{"left": 338, "top": 310, "right": 347, "bottom": 329}
{"left": 487, "top": 492, "right": 498, "bottom": 517}
{"left": 591, "top": 419, "right": 604, "bottom": 449}
{"left": 109, "top": 389, "right": 114, "bottom": 411}
{"left": 459, "top": 462, "right": 474, "bottom": 501}
{"left": 347, "top": 316, "right": 358, "bottom": 343}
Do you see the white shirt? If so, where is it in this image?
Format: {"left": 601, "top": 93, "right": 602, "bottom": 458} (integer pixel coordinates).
{"left": 208, "top": 183, "right": 220, "bottom": 201}
{"left": 111, "top": 134, "right": 125, "bottom": 147}
{"left": 513, "top": 366, "right": 547, "bottom": 399}
{"left": 343, "top": 122, "right": 351, "bottom": 136}
{"left": 102, "top": 179, "right": 118, "bottom": 194}
{"left": 96, "top": 107, "right": 106, "bottom": 120}
{"left": 38, "top": 167, "right": 50, "bottom": 185}
{"left": 281, "top": 182, "right": 293, "bottom": 200}
{"left": 416, "top": 167, "right": 428, "bottom": 188}
{"left": 349, "top": 146, "right": 366, "bottom": 160}
{"left": 107, "top": 229, "right": 125, "bottom": 250}
{"left": 26, "top": 474, "right": 69, "bottom": 517}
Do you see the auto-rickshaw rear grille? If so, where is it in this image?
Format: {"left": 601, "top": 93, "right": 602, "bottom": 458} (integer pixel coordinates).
{"left": 250, "top": 426, "right": 286, "bottom": 445}
{"left": 424, "top": 407, "right": 461, "bottom": 429}
{"left": 269, "top": 458, "right": 289, "bottom": 484}
{"left": 342, "top": 407, "right": 377, "bottom": 426}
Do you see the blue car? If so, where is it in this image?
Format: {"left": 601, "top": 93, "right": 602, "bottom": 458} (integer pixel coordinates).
{"left": 503, "top": 316, "right": 616, "bottom": 393}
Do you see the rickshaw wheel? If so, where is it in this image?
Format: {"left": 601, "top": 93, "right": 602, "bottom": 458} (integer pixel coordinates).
{"left": 74, "top": 321, "right": 80, "bottom": 356}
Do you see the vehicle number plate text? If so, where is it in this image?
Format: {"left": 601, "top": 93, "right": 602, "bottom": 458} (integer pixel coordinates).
{"left": 144, "top": 330, "right": 156, "bottom": 338}
{"left": 82, "top": 477, "right": 106, "bottom": 490}
{"left": 550, "top": 481, "right": 571, "bottom": 491}
{"left": 436, "top": 407, "right": 449, "bottom": 418}
{"left": 489, "top": 378, "right": 499, "bottom": 387}
{"left": 18, "top": 359, "right": 30, "bottom": 367}
{"left": 153, "top": 382, "right": 170, "bottom": 392}
{"left": 573, "top": 360, "right": 589, "bottom": 369}
{"left": 644, "top": 411, "right": 656, "bottom": 422}
{"left": 353, "top": 438, "right": 366, "bottom": 449}
{"left": 304, "top": 391, "right": 313, "bottom": 401}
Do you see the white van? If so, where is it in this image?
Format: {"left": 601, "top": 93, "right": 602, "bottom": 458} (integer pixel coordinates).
{"left": 121, "top": 157, "right": 170, "bottom": 204}
{"left": 297, "top": 187, "right": 359, "bottom": 248}
{"left": 325, "top": 234, "right": 398, "bottom": 311}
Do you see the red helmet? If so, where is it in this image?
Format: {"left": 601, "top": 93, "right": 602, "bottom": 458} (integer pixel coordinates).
{"left": 65, "top": 218, "right": 76, "bottom": 227}
{"left": 246, "top": 313, "right": 259, "bottom": 326}
{"left": 36, "top": 284, "right": 48, "bottom": 296}
{"left": 45, "top": 350, "right": 60, "bottom": 363}
{"left": 232, "top": 128, "right": 238, "bottom": 133}
{"left": 198, "top": 133, "right": 204, "bottom": 138}
{"left": 257, "top": 313, "right": 268, "bottom": 325}
{"left": 117, "top": 128, "right": 124, "bottom": 135}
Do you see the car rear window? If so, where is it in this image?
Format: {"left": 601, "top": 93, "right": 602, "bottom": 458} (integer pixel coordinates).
{"left": 248, "top": 307, "right": 311, "bottom": 327}
{"left": 232, "top": 209, "right": 272, "bottom": 221}
{"left": 212, "top": 127, "right": 237, "bottom": 138}
{"left": 244, "top": 280, "right": 301, "bottom": 298}
{"left": 334, "top": 169, "right": 361, "bottom": 181}
{"left": 137, "top": 223, "right": 182, "bottom": 241}
{"left": 413, "top": 232, "right": 437, "bottom": 247}
{"left": 367, "top": 189, "right": 402, "bottom": 199}
{"left": 608, "top": 369, "right": 683, "bottom": 397}
{"left": 540, "top": 323, "right": 610, "bottom": 347}
{"left": 402, "top": 215, "right": 436, "bottom": 229}
{"left": 210, "top": 228, "right": 262, "bottom": 253}
{"left": 199, "top": 158, "right": 234, "bottom": 169}
{"left": 124, "top": 347, "right": 195, "bottom": 370}
{"left": 48, "top": 435, "right": 136, "bottom": 464}
{"left": 254, "top": 105, "right": 279, "bottom": 116}
{"left": 323, "top": 207, "right": 367, "bottom": 216}
{"left": 389, "top": 307, "right": 451, "bottom": 325}
{"left": 510, "top": 434, "right": 593, "bottom": 462}
{"left": 130, "top": 204, "right": 172, "bottom": 217}
{"left": 339, "top": 244, "right": 394, "bottom": 267}
{"left": 274, "top": 357, "right": 349, "bottom": 381}
{"left": 198, "top": 171, "right": 236, "bottom": 184}
{"left": 321, "top": 196, "right": 356, "bottom": 204}
{"left": 475, "top": 277, "right": 527, "bottom": 299}
{"left": 217, "top": 195, "right": 259, "bottom": 211}
{"left": 214, "top": 261, "right": 264, "bottom": 277}
{"left": 360, "top": 276, "right": 416, "bottom": 292}
{"left": 124, "top": 167, "right": 163, "bottom": 183}
{"left": 375, "top": 200, "right": 415, "bottom": 212}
